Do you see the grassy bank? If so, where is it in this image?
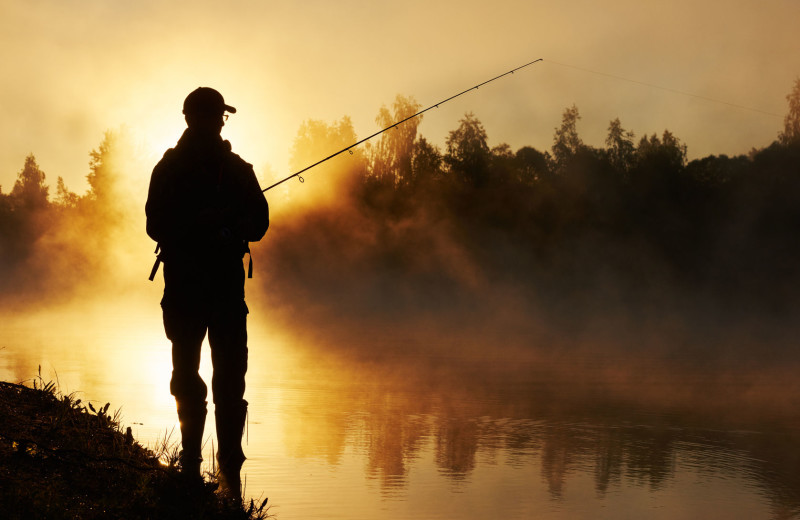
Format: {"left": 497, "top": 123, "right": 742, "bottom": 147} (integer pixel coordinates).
{"left": 0, "top": 378, "right": 270, "bottom": 519}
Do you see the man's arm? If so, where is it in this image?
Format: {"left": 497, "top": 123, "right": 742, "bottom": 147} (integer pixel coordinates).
{"left": 230, "top": 160, "right": 269, "bottom": 243}
{"left": 146, "top": 150, "right": 196, "bottom": 247}
{"left": 145, "top": 157, "right": 173, "bottom": 244}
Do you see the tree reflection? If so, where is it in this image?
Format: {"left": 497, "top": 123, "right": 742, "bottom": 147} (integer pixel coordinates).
{"left": 434, "top": 416, "right": 479, "bottom": 479}
{"left": 273, "top": 368, "right": 800, "bottom": 513}
{"left": 364, "top": 411, "right": 429, "bottom": 489}
{"left": 593, "top": 425, "right": 624, "bottom": 495}
{"left": 539, "top": 425, "right": 574, "bottom": 499}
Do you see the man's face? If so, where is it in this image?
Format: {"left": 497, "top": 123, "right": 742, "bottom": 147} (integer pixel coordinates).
{"left": 186, "top": 110, "right": 225, "bottom": 135}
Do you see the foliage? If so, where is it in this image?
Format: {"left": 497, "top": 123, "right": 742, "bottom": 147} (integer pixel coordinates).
{"left": 605, "top": 118, "right": 636, "bottom": 174}
{"left": 0, "top": 156, "right": 52, "bottom": 272}
{"left": 85, "top": 128, "right": 132, "bottom": 214}
{"left": 262, "top": 81, "right": 800, "bottom": 332}
{"left": 444, "top": 112, "right": 491, "bottom": 186}
{"left": 411, "top": 136, "right": 443, "bottom": 185}
{"left": 2, "top": 80, "right": 800, "bottom": 323}
{"left": 779, "top": 78, "right": 800, "bottom": 146}
{"left": 551, "top": 104, "right": 584, "bottom": 171}
{"left": 367, "top": 95, "right": 422, "bottom": 187}
{"left": 287, "top": 116, "right": 368, "bottom": 208}
{"left": 0, "top": 128, "right": 137, "bottom": 299}
{"left": 11, "top": 155, "right": 49, "bottom": 212}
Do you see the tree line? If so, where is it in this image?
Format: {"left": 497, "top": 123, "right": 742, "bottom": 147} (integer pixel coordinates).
{"left": 265, "top": 79, "right": 800, "bottom": 331}
{"left": 2, "top": 80, "right": 799, "bottom": 320}
{"left": 0, "top": 130, "right": 136, "bottom": 297}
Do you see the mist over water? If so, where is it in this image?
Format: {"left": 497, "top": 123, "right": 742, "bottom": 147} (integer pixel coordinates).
{"left": 251, "top": 128, "right": 800, "bottom": 425}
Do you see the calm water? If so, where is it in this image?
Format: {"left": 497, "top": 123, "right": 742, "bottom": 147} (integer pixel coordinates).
{"left": 2, "top": 298, "right": 800, "bottom": 519}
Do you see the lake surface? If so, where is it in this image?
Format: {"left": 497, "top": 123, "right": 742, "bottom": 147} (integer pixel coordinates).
{"left": 2, "top": 297, "right": 800, "bottom": 519}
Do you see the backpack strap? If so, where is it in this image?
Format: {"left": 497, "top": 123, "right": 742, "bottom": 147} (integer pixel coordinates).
{"left": 148, "top": 244, "right": 162, "bottom": 281}
{"left": 149, "top": 243, "right": 252, "bottom": 281}
{"left": 245, "top": 242, "right": 253, "bottom": 279}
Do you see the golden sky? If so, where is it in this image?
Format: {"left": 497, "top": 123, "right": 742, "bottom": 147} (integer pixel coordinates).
{"left": 1, "top": 0, "right": 798, "bottom": 195}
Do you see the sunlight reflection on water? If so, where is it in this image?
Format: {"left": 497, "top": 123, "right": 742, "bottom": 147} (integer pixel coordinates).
{"left": 3, "top": 302, "right": 800, "bottom": 519}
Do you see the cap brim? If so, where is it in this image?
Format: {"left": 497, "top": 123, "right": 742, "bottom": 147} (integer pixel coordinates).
{"left": 224, "top": 104, "right": 237, "bottom": 114}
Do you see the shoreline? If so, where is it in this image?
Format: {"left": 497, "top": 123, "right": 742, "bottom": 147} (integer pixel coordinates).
{"left": 0, "top": 379, "right": 269, "bottom": 519}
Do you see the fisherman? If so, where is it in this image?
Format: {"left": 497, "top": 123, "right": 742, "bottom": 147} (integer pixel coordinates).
{"left": 145, "top": 87, "right": 269, "bottom": 498}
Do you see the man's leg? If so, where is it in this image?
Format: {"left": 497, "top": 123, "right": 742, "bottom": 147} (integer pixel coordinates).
{"left": 163, "top": 302, "right": 209, "bottom": 478}
{"left": 208, "top": 300, "right": 249, "bottom": 497}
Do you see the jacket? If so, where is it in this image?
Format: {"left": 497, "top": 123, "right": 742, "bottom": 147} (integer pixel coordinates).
{"left": 145, "top": 129, "right": 269, "bottom": 299}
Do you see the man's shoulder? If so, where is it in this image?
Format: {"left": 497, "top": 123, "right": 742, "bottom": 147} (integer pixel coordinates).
{"left": 154, "top": 146, "right": 202, "bottom": 179}
{"left": 223, "top": 146, "right": 257, "bottom": 179}
{"left": 153, "top": 147, "right": 181, "bottom": 170}
{"left": 223, "top": 143, "right": 252, "bottom": 169}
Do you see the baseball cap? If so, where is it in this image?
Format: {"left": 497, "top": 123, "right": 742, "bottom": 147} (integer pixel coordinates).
{"left": 183, "top": 87, "right": 237, "bottom": 116}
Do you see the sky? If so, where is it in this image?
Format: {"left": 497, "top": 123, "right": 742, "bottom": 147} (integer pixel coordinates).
{"left": 1, "top": 0, "right": 798, "bottom": 196}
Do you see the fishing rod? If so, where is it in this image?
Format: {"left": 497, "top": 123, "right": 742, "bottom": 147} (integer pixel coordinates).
{"left": 262, "top": 58, "right": 543, "bottom": 192}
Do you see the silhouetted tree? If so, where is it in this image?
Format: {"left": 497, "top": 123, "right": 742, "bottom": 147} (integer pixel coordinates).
{"left": 84, "top": 129, "right": 135, "bottom": 219}
{"left": 54, "top": 176, "right": 79, "bottom": 209}
{"left": 490, "top": 143, "right": 513, "bottom": 158}
{"left": 0, "top": 155, "right": 52, "bottom": 284}
{"left": 514, "top": 146, "right": 550, "bottom": 183}
{"left": 685, "top": 154, "right": 749, "bottom": 187}
{"left": 605, "top": 118, "right": 636, "bottom": 175}
{"left": 290, "top": 117, "right": 364, "bottom": 175}
{"left": 11, "top": 154, "right": 49, "bottom": 212}
{"left": 489, "top": 143, "right": 516, "bottom": 184}
{"left": 292, "top": 119, "right": 336, "bottom": 158}
{"left": 552, "top": 105, "right": 584, "bottom": 172}
{"left": 633, "top": 130, "right": 687, "bottom": 187}
{"left": 779, "top": 78, "right": 800, "bottom": 146}
{"left": 288, "top": 116, "right": 368, "bottom": 211}
{"left": 0, "top": 188, "right": 15, "bottom": 266}
{"left": 410, "top": 137, "right": 443, "bottom": 185}
{"left": 444, "top": 112, "right": 490, "bottom": 186}
{"left": 367, "top": 95, "right": 422, "bottom": 187}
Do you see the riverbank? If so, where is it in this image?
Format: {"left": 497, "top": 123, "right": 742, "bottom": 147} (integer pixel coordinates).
{"left": 0, "top": 378, "right": 269, "bottom": 519}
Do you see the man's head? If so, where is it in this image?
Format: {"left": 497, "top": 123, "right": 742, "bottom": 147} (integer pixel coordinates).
{"left": 183, "top": 87, "right": 236, "bottom": 134}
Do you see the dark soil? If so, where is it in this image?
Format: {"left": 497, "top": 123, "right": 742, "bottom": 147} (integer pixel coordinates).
{"left": 0, "top": 380, "right": 269, "bottom": 519}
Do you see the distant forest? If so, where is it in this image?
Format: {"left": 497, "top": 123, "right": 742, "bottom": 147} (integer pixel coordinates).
{"left": 2, "top": 80, "right": 799, "bottom": 332}
{"left": 0, "top": 129, "right": 140, "bottom": 301}
{"left": 262, "top": 79, "right": 800, "bottom": 339}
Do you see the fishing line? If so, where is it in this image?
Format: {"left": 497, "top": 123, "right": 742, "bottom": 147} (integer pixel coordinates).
{"left": 262, "top": 58, "right": 543, "bottom": 192}
{"left": 544, "top": 59, "right": 783, "bottom": 118}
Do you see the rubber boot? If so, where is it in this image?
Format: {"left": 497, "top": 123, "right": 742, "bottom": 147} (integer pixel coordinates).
{"left": 215, "top": 399, "right": 247, "bottom": 500}
{"left": 176, "top": 400, "right": 207, "bottom": 481}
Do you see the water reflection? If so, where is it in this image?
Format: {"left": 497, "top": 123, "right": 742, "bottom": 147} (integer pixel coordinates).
{"left": 251, "top": 353, "right": 800, "bottom": 519}
{"left": 4, "top": 305, "right": 800, "bottom": 519}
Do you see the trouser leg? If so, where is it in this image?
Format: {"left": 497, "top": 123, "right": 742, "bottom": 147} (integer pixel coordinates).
{"left": 215, "top": 400, "right": 248, "bottom": 496}
{"left": 208, "top": 301, "right": 249, "bottom": 495}
{"left": 163, "top": 302, "right": 209, "bottom": 476}
{"left": 175, "top": 400, "right": 207, "bottom": 476}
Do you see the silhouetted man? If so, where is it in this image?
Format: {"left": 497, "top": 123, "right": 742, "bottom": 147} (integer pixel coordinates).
{"left": 145, "top": 87, "right": 269, "bottom": 498}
